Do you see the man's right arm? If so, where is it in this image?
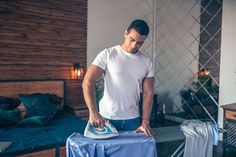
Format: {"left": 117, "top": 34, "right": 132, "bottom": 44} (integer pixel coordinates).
{"left": 82, "top": 64, "right": 105, "bottom": 127}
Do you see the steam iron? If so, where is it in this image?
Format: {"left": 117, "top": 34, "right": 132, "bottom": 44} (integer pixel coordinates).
{"left": 84, "top": 120, "right": 119, "bottom": 139}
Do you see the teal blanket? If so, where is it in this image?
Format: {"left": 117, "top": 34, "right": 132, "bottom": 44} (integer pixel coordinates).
{"left": 0, "top": 112, "right": 87, "bottom": 156}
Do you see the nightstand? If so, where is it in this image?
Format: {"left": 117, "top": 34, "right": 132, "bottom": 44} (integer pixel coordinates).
{"left": 222, "top": 103, "right": 236, "bottom": 153}
{"left": 66, "top": 104, "right": 89, "bottom": 120}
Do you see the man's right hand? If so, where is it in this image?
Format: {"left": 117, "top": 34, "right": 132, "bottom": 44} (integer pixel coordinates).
{"left": 89, "top": 110, "right": 105, "bottom": 128}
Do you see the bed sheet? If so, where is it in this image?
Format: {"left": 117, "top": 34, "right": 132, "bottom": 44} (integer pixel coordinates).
{"left": 0, "top": 112, "right": 87, "bottom": 156}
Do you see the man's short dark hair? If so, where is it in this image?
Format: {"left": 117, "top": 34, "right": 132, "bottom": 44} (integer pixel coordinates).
{"left": 127, "top": 19, "right": 149, "bottom": 36}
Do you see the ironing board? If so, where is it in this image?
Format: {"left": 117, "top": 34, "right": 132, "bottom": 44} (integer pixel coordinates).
{"left": 66, "top": 131, "right": 157, "bottom": 157}
{"left": 153, "top": 125, "right": 226, "bottom": 157}
{"left": 153, "top": 126, "right": 185, "bottom": 143}
{"left": 153, "top": 126, "right": 185, "bottom": 157}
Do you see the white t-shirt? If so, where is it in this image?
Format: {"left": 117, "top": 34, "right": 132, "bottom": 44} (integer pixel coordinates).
{"left": 92, "top": 45, "right": 154, "bottom": 120}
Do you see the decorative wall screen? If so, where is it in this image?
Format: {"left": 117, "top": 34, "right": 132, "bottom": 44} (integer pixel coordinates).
{"left": 142, "top": 0, "right": 222, "bottom": 124}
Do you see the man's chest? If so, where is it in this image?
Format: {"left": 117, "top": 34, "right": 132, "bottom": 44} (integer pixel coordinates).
{"left": 106, "top": 56, "right": 147, "bottom": 80}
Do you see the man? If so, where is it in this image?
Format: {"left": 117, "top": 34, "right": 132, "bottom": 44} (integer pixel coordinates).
{"left": 82, "top": 19, "right": 155, "bottom": 136}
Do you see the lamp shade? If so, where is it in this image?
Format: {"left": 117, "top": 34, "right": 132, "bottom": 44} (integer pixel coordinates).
{"left": 71, "top": 63, "right": 84, "bottom": 79}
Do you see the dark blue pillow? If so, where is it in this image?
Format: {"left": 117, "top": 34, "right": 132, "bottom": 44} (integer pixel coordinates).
{"left": 0, "top": 103, "right": 9, "bottom": 110}
{"left": 0, "top": 108, "right": 21, "bottom": 127}
{"left": 0, "top": 97, "right": 22, "bottom": 128}
{"left": 0, "top": 96, "right": 21, "bottom": 110}
{"left": 19, "top": 93, "right": 59, "bottom": 119}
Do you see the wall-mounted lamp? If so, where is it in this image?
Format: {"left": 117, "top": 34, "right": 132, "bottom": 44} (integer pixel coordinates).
{"left": 198, "top": 68, "right": 212, "bottom": 88}
{"left": 71, "top": 63, "right": 84, "bottom": 79}
{"left": 198, "top": 68, "right": 210, "bottom": 77}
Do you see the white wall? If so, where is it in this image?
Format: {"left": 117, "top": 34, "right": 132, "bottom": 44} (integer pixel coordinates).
{"left": 88, "top": 0, "right": 153, "bottom": 66}
{"left": 155, "top": 0, "right": 200, "bottom": 112}
{"left": 88, "top": 0, "right": 200, "bottom": 113}
{"left": 88, "top": 0, "right": 236, "bottom": 123}
{"left": 218, "top": 0, "right": 236, "bottom": 133}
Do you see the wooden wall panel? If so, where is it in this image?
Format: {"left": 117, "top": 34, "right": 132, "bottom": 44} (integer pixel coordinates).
{"left": 0, "top": 0, "right": 87, "bottom": 116}
{"left": 65, "top": 79, "right": 85, "bottom": 105}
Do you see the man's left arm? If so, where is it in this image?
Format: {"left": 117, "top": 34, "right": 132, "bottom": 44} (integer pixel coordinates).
{"left": 136, "top": 77, "right": 155, "bottom": 136}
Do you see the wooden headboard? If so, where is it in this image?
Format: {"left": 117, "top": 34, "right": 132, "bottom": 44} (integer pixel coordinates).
{"left": 0, "top": 80, "right": 65, "bottom": 108}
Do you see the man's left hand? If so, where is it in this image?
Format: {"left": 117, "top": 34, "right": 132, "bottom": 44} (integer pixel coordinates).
{"left": 135, "top": 122, "right": 154, "bottom": 136}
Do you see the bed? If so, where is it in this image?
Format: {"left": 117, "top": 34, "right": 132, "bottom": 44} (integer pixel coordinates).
{"left": 0, "top": 80, "right": 87, "bottom": 157}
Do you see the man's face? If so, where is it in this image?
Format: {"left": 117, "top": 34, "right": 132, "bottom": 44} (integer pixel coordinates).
{"left": 123, "top": 29, "right": 147, "bottom": 53}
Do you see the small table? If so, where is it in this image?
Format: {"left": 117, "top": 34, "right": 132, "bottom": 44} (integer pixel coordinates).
{"left": 221, "top": 103, "right": 236, "bottom": 154}
{"left": 66, "top": 131, "right": 157, "bottom": 157}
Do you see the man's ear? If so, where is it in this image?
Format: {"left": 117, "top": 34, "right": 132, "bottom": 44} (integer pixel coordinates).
{"left": 124, "top": 30, "right": 128, "bottom": 38}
